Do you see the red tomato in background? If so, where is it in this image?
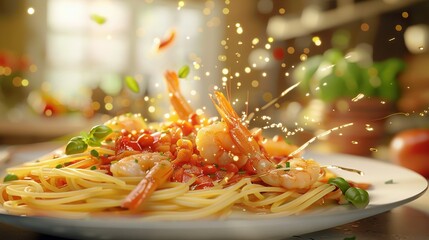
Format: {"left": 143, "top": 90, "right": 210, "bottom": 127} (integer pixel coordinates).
{"left": 390, "top": 129, "right": 429, "bottom": 178}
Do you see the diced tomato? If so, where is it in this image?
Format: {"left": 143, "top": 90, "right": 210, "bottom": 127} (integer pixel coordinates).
{"left": 189, "top": 113, "right": 200, "bottom": 125}
{"left": 193, "top": 175, "right": 214, "bottom": 189}
{"left": 172, "top": 168, "right": 185, "bottom": 182}
{"left": 172, "top": 167, "right": 200, "bottom": 183}
{"left": 120, "top": 129, "right": 129, "bottom": 136}
{"left": 137, "top": 133, "right": 154, "bottom": 147}
{"left": 115, "top": 136, "right": 142, "bottom": 154}
{"left": 56, "top": 178, "right": 67, "bottom": 188}
{"left": 202, "top": 164, "right": 217, "bottom": 175}
{"left": 223, "top": 163, "right": 239, "bottom": 173}
{"left": 242, "top": 158, "right": 257, "bottom": 175}
{"left": 184, "top": 165, "right": 202, "bottom": 176}
{"left": 100, "top": 155, "right": 111, "bottom": 165}
{"left": 228, "top": 173, "right": 247, "bottom": 185}
{"left": 178, "top": 120, "right": 194, "bottom": 136}
{"left": 215, "top": 170, "right": 227, "bottom": 180}
{"left": 182, "top": 173, "right": 195, "bottom": 183}
{"left": 99, "top": 164, "right": 113, "bottom": 175}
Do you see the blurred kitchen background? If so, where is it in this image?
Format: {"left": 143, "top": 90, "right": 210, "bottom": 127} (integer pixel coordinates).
{"left": 1, "top": 0, "right": 428, "bottom": 158}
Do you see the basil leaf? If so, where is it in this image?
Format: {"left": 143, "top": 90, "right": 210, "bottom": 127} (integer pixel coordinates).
{"left": 178, "top": 65, "right": 190, "bottom": 78}
{"left": 124, "top": 76, "right": 140, "bottom": 93}
{"left": 345, "top": 187, "right": 369, "bottom": 209}
{"left": 3, "top": 173, "right": 18, "bottom": 182}
{"left": 328, "top": 177, "right": 351, "bottom": 194}
{"left": 87, "top": 137, "right": 102, "bottom": 147}
{"left": 90, "top": 149, "right": 99, "bottom": 158}
{"left": 89, "top": 125, "right": 112, "bottom": 140}
{"left": 65, "top": 136, "right": 88, "bottom": 155}
{"left": 90, "top": 14, "right": 107, "bottom": 25}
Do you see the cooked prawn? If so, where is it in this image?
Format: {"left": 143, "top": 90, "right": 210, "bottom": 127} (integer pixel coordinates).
{"left": 110, "top": 152, "right": 173, "bottom": 210}
{"left": 196, "top": 121, "right": 250, "bottom": 168}
{"left": 256, "top": 158, "right": 320, "bottom": 189}
{"left": 164, "top": 71, "right": 197, "bottom": 121}
{"left": 198, "top": 91, "right": 320, "bottom": 190}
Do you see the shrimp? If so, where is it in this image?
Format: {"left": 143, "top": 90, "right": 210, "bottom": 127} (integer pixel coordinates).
{"left": 110, "top": 152, "right": 173, "bottom": 210}
{"left": 197, "top": 91, "right": 320, "bottom": 190}
{"left": 164, "top": 71, "right": 197, "bottom": 122}
{"left": 256, "top": 158, "right": 320, "bottom": 189}
{"left": 196, "top": 121, "right": 250, "bottom": 168}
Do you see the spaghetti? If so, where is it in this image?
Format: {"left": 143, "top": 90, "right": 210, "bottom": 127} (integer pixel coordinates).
{"left": 0, "top": 154, "right": 337, "bottom": 219}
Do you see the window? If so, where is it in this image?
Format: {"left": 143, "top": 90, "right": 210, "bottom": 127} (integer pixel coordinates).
{"left": 29, "top": 0, "right": 222, "bottom": 120}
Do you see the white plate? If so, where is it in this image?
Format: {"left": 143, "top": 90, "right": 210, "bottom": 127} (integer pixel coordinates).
{"left": 0, "top": 151, "right": 427, "bottom": 240}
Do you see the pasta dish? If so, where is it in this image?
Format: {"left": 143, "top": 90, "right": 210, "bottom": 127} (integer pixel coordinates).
{"left": 0, "top": 71, "right": 369, "bottom": 220}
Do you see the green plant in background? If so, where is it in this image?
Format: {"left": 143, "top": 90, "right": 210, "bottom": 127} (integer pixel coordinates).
{"left": 294, "top": 48, "right": 406, "bottom": 103}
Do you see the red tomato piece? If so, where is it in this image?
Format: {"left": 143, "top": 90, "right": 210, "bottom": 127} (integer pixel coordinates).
{"left": 137, "top": 133, "right": 154, "bottom": 147}
{"left": 176, "top": 120, "right": 194, "bottom": 136}
{"left": 202, "top": 164, "right": 217, "bottom": 175}
{"left": 172, "top": 168, "right": 185, "bottom": 182}
{"left": 223, "top": 163, "right": 239, "bottom": 173}
{"left": 242, "top": 159, "right": 257, "bottom": 175}
{"left": 115, "top": 136, "right": 142, "bottom": 154}
{"left": 194, "top": 175, "right": 214, "bottom": 189}
{"left": 184, "top": 165, "right": 202, "bottom": 176}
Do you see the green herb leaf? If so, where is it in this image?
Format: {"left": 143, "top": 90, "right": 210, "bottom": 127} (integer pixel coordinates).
{"left": 3, "top": 173, "right": 18, "bottom": 182}
{"left": 65, "top": 125, "right": 112, "bottom": 155}
{"left": 89, "top": 125, "right": 113, "bottom": 140}
{"left": 90, "top": 166, "right": 97, "bottom": 170}
{"left": 90, "top": 14, "right": 107, "bottom": 25}
{"left": 328, "top": 177, "right": 351, "bottom": 194}
{"left": 87, "top": 137, "right": 102, "bottom": 147}
{"left": 345, "top": 187, "right": 370, "bottom": 209}
{"left": 55, "top": 164, "right": 63, "bottom": 169}
{"left": 178, "top": 65, "right": 190, "bottom": 78}
{"left": 385, "top": 179, "right": 394, "bottom": 184}
{"left": 124, "top": 75, "right": 140, "bottom": 93}
{"left": 65, "top": 136, "right": 88, "bottom": 155}
{"left": 90, "top": 149, "right": 99, "bottom": 158}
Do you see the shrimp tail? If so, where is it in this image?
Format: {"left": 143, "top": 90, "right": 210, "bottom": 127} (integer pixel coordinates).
{"left": 164, "top": 71, "right": 195, "bottom": 120}
{"left": 210, "top": 91, "right": 261, "bottom": 155}
{"left": 122, "top": 160, "right": 173, "bottom": 210}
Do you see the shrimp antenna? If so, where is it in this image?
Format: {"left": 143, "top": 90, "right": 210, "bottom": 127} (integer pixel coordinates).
{"left": 245, "top": 91, "right": 250, "bottom": 120}
{"left": 286, "top": 122, "right": 354, "bottom": 158}
{"left": 225, "top": 76, "right": 232, "bottom": 103}
{"left": 246, "top": 82, "right": 300, "bottom": 122}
